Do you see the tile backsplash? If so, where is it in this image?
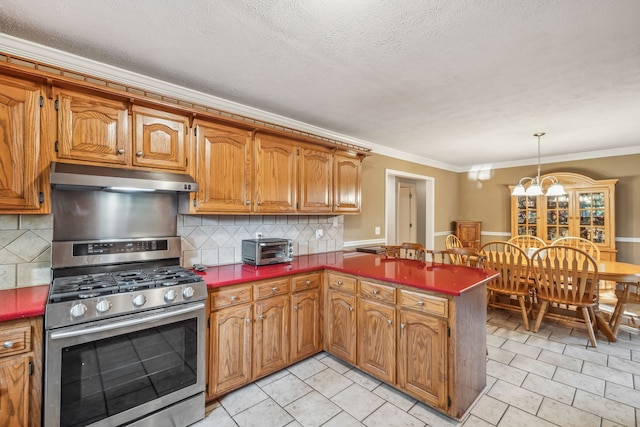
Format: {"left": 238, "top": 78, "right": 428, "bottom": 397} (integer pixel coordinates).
{"left": 0, "top": 214, "right": 344, "bottom": 290}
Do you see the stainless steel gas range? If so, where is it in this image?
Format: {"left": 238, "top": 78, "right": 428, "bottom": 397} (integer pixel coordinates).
{"left": 44, "top": 163, "right": 206, "bottom": 427}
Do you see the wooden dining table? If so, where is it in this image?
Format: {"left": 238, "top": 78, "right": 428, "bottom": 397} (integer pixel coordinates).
{"left": 596, "top": 260, "right": 640, "bottom": 340}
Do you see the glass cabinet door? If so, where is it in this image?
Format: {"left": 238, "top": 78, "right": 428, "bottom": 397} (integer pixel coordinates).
{"left": 516, "top": 196, "right": 538, "bottom": 236}
{"left": 545, "top": 195, "right": 570, "bottom": 241}
{"left": 577, "top": 191, "right": 607, "bottom": 244}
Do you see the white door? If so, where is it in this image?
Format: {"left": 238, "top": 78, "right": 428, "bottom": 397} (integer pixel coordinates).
{"left": 397, "top": 182, "right": 417, "bottom": 243}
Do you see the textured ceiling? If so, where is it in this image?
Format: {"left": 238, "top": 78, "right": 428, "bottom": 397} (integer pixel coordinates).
{"left": 1, "top": 0, "right": 639, "bottom": 170}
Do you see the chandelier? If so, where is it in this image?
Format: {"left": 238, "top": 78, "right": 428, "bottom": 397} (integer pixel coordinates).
{"left": 511, "top": 133, "right": 566, "bottom": 197}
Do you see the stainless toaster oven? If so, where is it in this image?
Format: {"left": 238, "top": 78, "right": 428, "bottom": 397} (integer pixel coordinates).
{"left": 242, "top": 238, "right": 294, "bottom": 266}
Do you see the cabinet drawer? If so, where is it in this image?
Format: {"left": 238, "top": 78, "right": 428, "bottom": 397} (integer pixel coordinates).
{"left": 327, "top": 273, "right": 356, "bottom": 294}
{"left": 210, "top": 285, "right": 252, "bottom": 310}
{"left": 292, "top": 272, "right": 321, "bottom": 292}
{"left": 0, "top": 320, "right": 31, "bottom": 357}
{"left": 254, "top": 278, "right": 291, "bottom": 300}
{"left": 400, "top": 289, "right": 448, "bottom": 317}
{"left": 359, "top": 280, "right": 396, "bottom": 304}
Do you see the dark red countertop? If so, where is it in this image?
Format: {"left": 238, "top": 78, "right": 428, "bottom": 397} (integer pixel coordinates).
{"left": 0, "top": 284, "right": 49, "bottom": 322}
{"left": 200, "top": 251, "right": 498, "bottom": 296}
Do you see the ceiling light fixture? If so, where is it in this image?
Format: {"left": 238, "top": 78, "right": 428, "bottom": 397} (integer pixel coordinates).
{"left": 511, "top": 132, "right": 566, "bottom": 197}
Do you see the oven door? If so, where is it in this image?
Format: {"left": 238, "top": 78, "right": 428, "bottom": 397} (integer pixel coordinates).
{"left": 44, "top": 302, "right": 205, "bottom": 427}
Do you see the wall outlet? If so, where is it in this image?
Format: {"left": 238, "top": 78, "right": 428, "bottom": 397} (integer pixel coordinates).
{"left": 375, "top": 226, "right": 381, "bottom": 235}
{"left": 315, "top": 229, "right": 323, "bottom": 238}
{"left": 255, "top": 231, "right": 263, "bottom": 239}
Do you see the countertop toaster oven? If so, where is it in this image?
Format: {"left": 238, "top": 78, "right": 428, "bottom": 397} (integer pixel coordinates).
{"left": 241, "top": 238, "right": 293, "bottom": 266}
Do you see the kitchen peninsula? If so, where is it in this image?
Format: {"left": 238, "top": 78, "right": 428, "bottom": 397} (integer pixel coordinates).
{"left": 201, "top": 251, "right": 498, "bottom": 420}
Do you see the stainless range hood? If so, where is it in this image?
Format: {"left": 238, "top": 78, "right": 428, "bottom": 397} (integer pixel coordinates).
{"left": 50, "top": 162, "right": 198, "bottom": 193}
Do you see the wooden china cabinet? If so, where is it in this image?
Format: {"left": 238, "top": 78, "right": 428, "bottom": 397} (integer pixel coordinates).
{"left": 453, "top": 221, "right": 482, "bottom": 250}
{"left": 510, "top": 172, "right": 618, "bottom": 260}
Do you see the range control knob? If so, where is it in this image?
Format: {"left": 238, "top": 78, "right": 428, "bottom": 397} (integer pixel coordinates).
{"left": 95, "top": 299, "right": 112, "bottom": 313}
{"left": 164, "top": 289, "right": 177, "bottom": 303}
{"left": 132, "top": 294, "right": 147, "bottom": 307}
{"left": 183, "top": 286, "right": 195, "bottom": 300}
{"left": 70, "top": 303, "right": 87, "bottom": 318}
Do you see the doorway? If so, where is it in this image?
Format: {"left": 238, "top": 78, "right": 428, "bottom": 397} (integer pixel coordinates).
{"left": 385, "top": 169, "right": 434, "bottom": 249}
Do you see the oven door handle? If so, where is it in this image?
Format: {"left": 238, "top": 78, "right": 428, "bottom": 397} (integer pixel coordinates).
{"left": 49, "top": 303, "right": 204, "bottom": 340}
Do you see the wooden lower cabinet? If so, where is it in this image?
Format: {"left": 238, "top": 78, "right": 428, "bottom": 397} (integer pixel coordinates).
{"left": 0, "top": 317, "right": 42, "bottom": 427}
{"left": 397, "top": 308, "right": 448, "bottom": 410}
{"left": 357, "top": 299, "right": 396, "bottom": 383}
{"left": 207, "top": 272, "right": 322, "bottom": 399}
{"left": 324, "top": 289, "right": 357, "bottom": 364}
{"left": 208, "top": 304, "right": 252, "bottom": 397}
{"left": 253, "top": 294, "right": 290, "bottom": 378}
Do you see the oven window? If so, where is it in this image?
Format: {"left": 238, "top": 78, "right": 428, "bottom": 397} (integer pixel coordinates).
{"left": 59, "top": 318, "right": 198, "bottom": 427}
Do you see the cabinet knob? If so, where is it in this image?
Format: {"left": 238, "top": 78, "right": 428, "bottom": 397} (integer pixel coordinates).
{"left": 294, "top": 305, "right": 298, "bottom": 310}
{"left": 230, "top": 296, "right": 237, "bottom": 301}
{"left": 245, "top": 200, "right": 251, "bottom": 205}
{"left": 336, "top": 203, "right": 340, "bottom": 207}
{"left": 257, "top": 201, "right": 262, "bottom": 206}
{"left": 245, "top": 318, "right": 251, "bottom": 323}
{"left": 117, "top": 148, "right": 125, "bottom": 155}
{"left": 258, "top": 314, "right": 264, "bottom": 320}
{"left": 417, "top": 301, "right": 424, "bottom": 306}
{"left": 305, "top": 280, "right": 311, "bottom": 286}
{"left": 337, "top": 281, "right": 343, "bottom": 286}
{"left": 136, "top": 151, "right": 143, "bottom": 157}
{"left": 400, "top": 323, "right": 405, "bottom": 329}
{"left": 272, "top": 287, "right": 278, "bottom": 292}
{"left": 348, "top": 306, "right": 353, "bottom": 312}
{"left": 372, "top": 290, "right": 378, "bottom": 295}
{"left": 2, "top": 341, "right": 13, "bottom": 349}
{"left": 387, "top": 319, "right": 392, "bottom": 326}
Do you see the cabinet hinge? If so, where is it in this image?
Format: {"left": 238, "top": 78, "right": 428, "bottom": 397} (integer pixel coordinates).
{"left": 39, "top": 96, "right": 44, "bottom": 107}
{"left": 447, "top": 396, "right": 451, "bottom": 407}
{"left": 194, "top": 127, "right": 197, "bottom": 137}
{"left": 296, "top": 202, "right": 299, "bottom": 209}
{"left": 296, "top": 148, "right": 300, "bottom": 156}
{"left": 193, "top": 198, "right": 197, "bottom": 207}
{"left": 207, "top": 318, "right": 210, "bottom": 328}
{"left": 54, "top": 99, "right": 59, "bottom": 111}
{"left": 54, "top": 141, "right": 59, "bottom": 153}
{"left": 39, "top": 192, "right": 44, "bottom": 204}
{"left": 447, "top": 327, "right": 450, "bottom": 337}
{"left": 29, "top": 361, "right": 34, "bottom": 376}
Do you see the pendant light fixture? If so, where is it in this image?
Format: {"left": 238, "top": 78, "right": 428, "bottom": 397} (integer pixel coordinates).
{"left": 511, "top": 133, "right": 566, "bottom": 197}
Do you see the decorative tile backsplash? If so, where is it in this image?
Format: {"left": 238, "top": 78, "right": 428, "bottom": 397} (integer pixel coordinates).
{"left": 0, "top": 214, "right": 344, "bottom": 289}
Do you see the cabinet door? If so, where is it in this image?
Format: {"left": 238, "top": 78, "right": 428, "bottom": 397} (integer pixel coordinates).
{"left": 299, "top": 145, "right": 332, "bottom": 213}
{"left": 333, "top": 151, "right": 362, "bottom": 213}
{"left": 209, "top": 304, "right": 252, "bottom": 397}
{"left": 325, "top": 289, "right": 357, "bottom": 364}
{"left": 398, "top": 309, "right": 447, "bottom": 410}
{"left": 512, "top": 195, "right": 540, "bottom": 237}
{"left": 291, "top": 288, "right": 322, "bottom": 362}
{"left": 455, "top": 221, "right": 481, "bottom": 250}
{"left": 357, "top": 299, "right": 396, "bottom": 383}
{"left": 192, "top": 121, "right": 253, "bottom": 213}
{"left": 253, "top": 133, "right": 297, "bottom": 213}
{"left": 0, "top": 75, "right": 45, "bottom": 213}
{"left": 0, "top": 356, "right": 29, "bottom": 426}
{"left": 543, "top": 194, "right": 570, "bottom": 241}
{"left": 574, "top": 188, "right": 612, "bottom": 248}
{"left": 56, "top": 89, "right": 129, "bottom": 165}
{"left": 253, "top": 295, "right": 290, "bottom": 378}
{"left": 132, "top": 106, "right": 188, "bottom": 171}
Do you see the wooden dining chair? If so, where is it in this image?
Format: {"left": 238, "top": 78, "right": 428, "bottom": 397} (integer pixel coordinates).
{"left": 445, "top": 234, "right": 463, "bottom": 249}
{"left": 550, "top": 236, "right": 600, "bottom": 262}
{"left": 480, "top": 241, "right": 533, "bottom": 330}
{"left": 382, "top": 242, "right": 427, "bottom": 261}
{"left": 507, "top": 235, "right": 546, "bottom": 254}
{"left": 429, "top": 247, "right": 485, "bottom": 268}
{"left": 530, "top": 245, "right": 600, "bottom": 347}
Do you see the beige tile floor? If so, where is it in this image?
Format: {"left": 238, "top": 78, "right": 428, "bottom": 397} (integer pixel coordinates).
{"left": 194, "top": 308, "right": 640, "bottom": 427}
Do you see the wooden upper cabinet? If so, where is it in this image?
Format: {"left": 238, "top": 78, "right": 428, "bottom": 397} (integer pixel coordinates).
{"left": 334, "top": 151, "right": 362, "bottom": 213}
{"left": 254, "top": 132, "right": 297, "bottom": 213}
{"left": 299, "top": 144, "right": 333, "bottom": 213}
{"left": 0, "top": 75, "right": 48, "bottom": 213}
{"left": 190, "top": 120, "right": 253, "bottom": 213}
{"left": 132, "top": 106, "right": 188, "bottom": 171}
{"left": 55, "top": 88, "right": 129, "bottom": 165}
